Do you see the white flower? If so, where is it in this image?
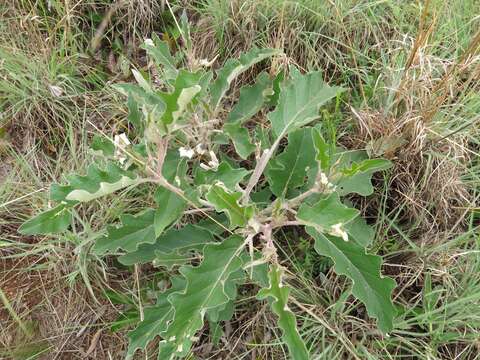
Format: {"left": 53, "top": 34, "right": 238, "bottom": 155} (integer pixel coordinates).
{"left": 144, "top": 38, "right": 154, "bottom": 47}
{"left": 195, "top": 143, "right": 206, "bottom": 155}
{"left": 49, "top": 85, "right": 63, "bottom": 97}
{"left": 319, "top": 172, "right": 329, "bottom": 185}
{"left": 179, "top": 146, "right": 195, "bottom": 159}
{"left": 330, "top": 223, "right": 349, "bottom": 241}
{"left": 114, "top": 133, "right": 131, "bottom": 164}
{"left": 207, "top": 150, "right": 219, "bottom": 169}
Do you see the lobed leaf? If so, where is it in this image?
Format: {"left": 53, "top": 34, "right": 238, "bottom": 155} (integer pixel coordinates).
{"left": 210, "top": 48, "right": 280, "bottom": 111}
{"left": 154, "top": 186, "right": 186, "bottom": 237}
{"left": 50, "top": 162, "right": 140, "bottom": 203}
{"left": 306, "top": 228, "right": 396, "bottom": 333}
{"left": 158, "top": 235, "right": 245, "bottom": 358}
{"left": 195, "top": 162, "right": 250, "bottom": 191}
{"left": 206, "top": 184, "right": 254, "bottom": 228}
{"left": 118, "top": 223, "right": 216, "bottom": 265}
{"left": 266, "top": 128, "right": 317, "bottom": 198}
{"left": 257, "top": 265, "right": 310, "bottom": 360}
{"left": 268, "top": 71, "right": 343, "bottom": 139}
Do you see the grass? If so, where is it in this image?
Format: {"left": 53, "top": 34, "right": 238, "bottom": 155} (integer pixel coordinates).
{"left": 1, "top": 0, "right": 480, "bottom": 359}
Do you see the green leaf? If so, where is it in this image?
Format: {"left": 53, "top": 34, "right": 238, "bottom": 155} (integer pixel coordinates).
{"left": 206, "top": 184, "right": 254, "bottom": 228}
{"left": 142, "top": 34, "right": 177, "bottom": 76}
{"left": 93, "top": 210, "right": 157, "bottom": 255}
{"left": 18, "top": 204, "right": 71, "bottom": 235}
{"left": 223, "top": 72, "right": 272, "bottom": 159}
{"left": 297, "top": 193, "right": 359, "bottom": 235}
{"left": 312, "top": 127, "right": 330, "bottom": 172}
{"left": 345, "top": 216, "right": 375, "bottom": 247}
{"left": 90, "top": 135, "right": 114, "bottom": 157}
{"left": 157, "top": 70, "right": 202, "bottom": 131}
{"left": 154, "top": 186, "right": 186, "bottom": 237}
{"left": 153, "top": 250, "right": 193, "bottom": 269}
{"left": 127, "top": 94, "right": 142, "bottom": 130}
{"left": 195, "top": 162, "right": 250, "bottom": 191}
{"left": 266, "top": 128, "right": 317, "bottom": 198}
{"left": 333, "top": 152, "right": 391, "bottom": 196}
{"left": 132, "top": 69, "right": 152, "bottom": 93}
{"left": 257, "top": 265, "right": 309, "bottom": 360}
{"left": 268, "top": 71, "right": 343, "bottom": 139}
{"left": 158, "top": 235, "right": 245, "bottom": 358}
{"left": 126, "top": 277, "right": 186, "bottom": 359}
{"left": 50, "top": 162, "right": 140, "bottom": 203}
{"left": 306, "top": 228, "right": 396, "bottom": 333}
{"left": 118, "top": 223, "right": 215, "bottom": 265}
{"left": 210, "top": 48, "right": 280, "bottom": 111}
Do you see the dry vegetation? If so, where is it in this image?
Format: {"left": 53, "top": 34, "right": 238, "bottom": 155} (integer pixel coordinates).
{"left": 1, "top": 0, "right": 480, "bottom": 359}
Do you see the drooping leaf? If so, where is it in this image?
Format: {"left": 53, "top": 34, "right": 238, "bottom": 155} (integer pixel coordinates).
{"left": 206, "top": 184, "right": 254, "bottom": 228}
{"left": 50, "top": 162, "right": 140, "bottom": 203}
{"left": 158, "top": 235, "right": 245, "bottom": 358}
{"left": 126, "top": 277, "right": 186, "bottom": 359}
{"left": 266, "top": 128, "right": 317, "bottom": 198}
{"left": 154, "top": 186, "right": 186, "bottom": 237}
{"left": 157, "top": 70, "right": 202, "bottom": 132}
{"left": 93, "top": 210, "right": 156, "bottom": 255}
{"left": 118, "top": 223, "right": 215, "bottom": 265}
{"left": 210, "top": 48, "right": 280, "bottom": 111}
{"left": 18, "top": 204, "right": 71, "bottom": 235}
{"left": 257, "top": 265, "right": 309, "bottom": 360}
{"left": 306, "top": 228, "right": 396, "bottom": 333}
{"left": 297, "top": 193, "right": 359, "bottom": 234}
{"left": 224, "top": 123, "right": 256, "bottom": 159}
{"left": 268, "top": 71, "right": 343, "bottom": 139}
{"left": 195, "top": 162, "right": 250, "bottom": 191}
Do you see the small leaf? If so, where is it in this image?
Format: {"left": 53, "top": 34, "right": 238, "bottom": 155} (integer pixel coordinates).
{"left": 257, "top": 265, "right": 309, "bottom": 360}
{"left": 93, "top": 210, "right": 156, "bottom": 255}
{"left": 127, "top": 94, "right": 142, "bottom": 130}
{"left": 118, "top": 223, "right": 215, "bottom": 265}
{"left": 206, "top": 184, "right": 254, "bottom": 228}
{"left": 142, "top": 34, "right": 177, "bottom": 76}
{"left": 297, "top": 193, "right": 359, "bottom": 234}
{"left": 50, "top": 162, "right": 140, "bottom": 203}
{"left": 91, "top": 135, "right": 114, "bottom": 157}
{"left": 132, "top": 69, "right": 152, "bottom": 93}
{"left": 210, "top": 48, "right": 280, "bottom": 111}
{"left": 126, "top": 277, "right": 186, "bottom": 359}
{"left": 195, "top": 162, "right": 250, "bottom": 191}
{"left": 268, "top": 71, "right": 343, "bottom": 139}
{"left": 158, "top": 235, "right": 245, "bottom": 357}
{"left": 18, "top": 204, "right": 71, "bottom": 235}
{"left": 154, "top": 186, "right": 186, "bottom": 237}
{"left": 312, "top": 127, "right": 330, "bottom": 172}
{"left": 224, "top": 123, "right": 256, "bottom": 159}
{"left": 266, "top": 128, "right": 317, "bottom": 198}
{"left": 335, "top": 156, "right": 392, "bottom": 196}
{"left": 306, "top": 228, "right": 396, "bottom": 333}
{"left": 157, "top": 70, "right": 202, "bottom": 131}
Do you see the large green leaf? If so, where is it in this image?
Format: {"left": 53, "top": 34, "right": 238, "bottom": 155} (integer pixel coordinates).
{"left": 142, "top": 34, "right": 178, "bottom": 77}
{"left": 158, "top": 235, "right": 245, "bottom": 358}
{"left": 297, "top": 193, "right": 359, "bottom": 236}
{"left": 126, "top": 277, "right": 186, "bottom": 359}
{"left": 210, "top": 48, "right": 280, "bottom": 111}
{"left": 306, "top": 228, "right": 396, "bottom": 333}
{"left": 268, "top": 71, "right": 343, "bottom": 139}
{"left": 195, "top": 162, "right": 250, "bottom": 191}
{"left": 50, "top": 162, "right": 140, "bottom": 203}
{"left": 266, "top": 128, "right": 317, "bottom": 198}
{"left": 18, "top": 204, "right": 71, "bottom": 235}
{"left": 257, "top": 265, "right": 309, "bottom": 360}
{"left": 224, "top": 73, "right": 272, "bottom": 159}
{"left": 206, "top": 184, "right": 254, "bottom": 228}
{"left": 93, "top": 210, "right": 156, "bottom": 255}
{"left": 118, "top": 223, "right": 215, "bottom": 265}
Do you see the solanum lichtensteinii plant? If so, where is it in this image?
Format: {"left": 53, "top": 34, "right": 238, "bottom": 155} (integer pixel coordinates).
{"left": 20, "top": 17, "right": 396, "bottom": 360}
